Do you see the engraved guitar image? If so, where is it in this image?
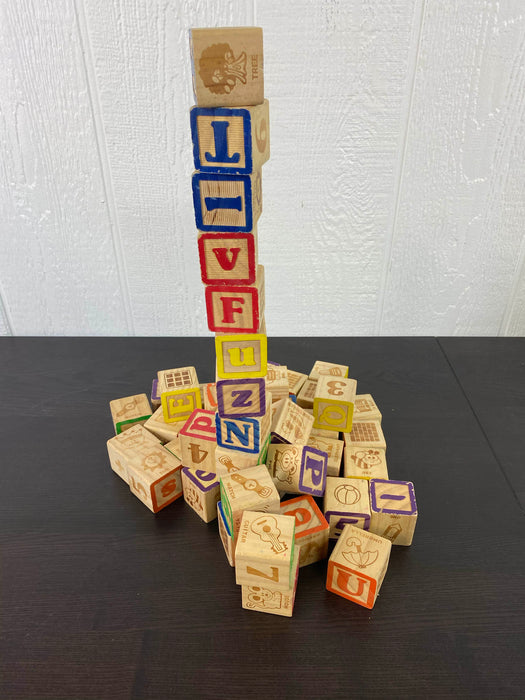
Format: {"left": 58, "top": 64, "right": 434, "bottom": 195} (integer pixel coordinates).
{"left": 251, "top": 515, "right": 287, "bottom": 554}
{"left": 219, "top": 454, "right": 240, "bottom": 473}
{"left": 231, "top": 473, "right": 272, "bottom": 497}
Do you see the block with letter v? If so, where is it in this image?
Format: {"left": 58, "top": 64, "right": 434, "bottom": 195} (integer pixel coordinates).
{"left": 198, "top": 231, "right": 257, "bottom": 285}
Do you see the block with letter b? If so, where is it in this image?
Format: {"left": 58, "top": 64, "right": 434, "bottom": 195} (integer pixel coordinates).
{"left": 198, "top": 231, "right": 257, "bottom": 285}
{"left": 161, "top": 386, "right": 202, "bottom": 424}
{"left": 216, "top": 378, "right": 266, "bottom": 418}
{"left": 205, "top": 265, "right": 265, "bottom": 333}
{"left": 326, "top": 524, "right": 391, "bottom": 609}
{"left": 235, "top": 510, "right": 296, "bottom": 591}
{"left": 215, "top": 333, "right": 267, "bottom": 379}
{"left": 369, "top": 479, "right": 417, "bottom": 546}
{"left": 190, "top": 99, "right": 269, "bottom": 174}
{"left": 313, "top": 375, "right": 357, "bottom": 433}
{"left": 189, "top": 27, "right": 264, "bottom": 108}
{"left": 178, "top": 409, "right": 217, "bottom": 471}
{"left": 192, "top": 171, "right": 262, "bottom": 233}
{"left": 181, "top": 468, "right": 220, "bottom": 523}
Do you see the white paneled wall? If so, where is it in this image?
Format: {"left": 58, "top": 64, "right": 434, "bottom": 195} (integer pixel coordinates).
{"left": 1, "top": 0, "right": 524, "bottom": 336}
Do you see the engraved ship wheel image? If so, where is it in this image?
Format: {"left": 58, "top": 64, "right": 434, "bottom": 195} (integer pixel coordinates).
{"left": 250, "top": 515, "right": 288, "bottom": 554}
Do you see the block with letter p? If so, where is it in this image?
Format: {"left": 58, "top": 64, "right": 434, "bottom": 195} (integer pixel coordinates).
{"left": 198, "top": 231, "right": 257, "bottom": 285}
{"left": 192, "top": 171, "right": 262, "bottom": 233}
{"left": 215, "top": 333, "right": 267, "bottom": 379}
{"left": 190, "top": 100, "right": 269, "bottom": 174}
{"left": 161, "top": 386, "right": 201, "bottom": 424}
{"left": 313, "top": 375, "right": 357, "bottom": 433}
{"left": 267, "top": 444, "right": 327, "bottom": 497}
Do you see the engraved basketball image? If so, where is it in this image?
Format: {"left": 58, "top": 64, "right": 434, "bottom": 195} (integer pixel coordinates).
{"left": 334, "top": 483, "right": 361, "bottom": 505}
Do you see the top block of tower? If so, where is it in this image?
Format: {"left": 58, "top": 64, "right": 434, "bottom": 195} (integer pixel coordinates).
{"left": 190, "top": 27, "right": 264, "bottom": 107}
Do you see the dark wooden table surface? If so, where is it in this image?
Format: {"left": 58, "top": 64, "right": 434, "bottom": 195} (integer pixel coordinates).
{"left": 1, "top": 337, "right": 524, "bottom": 699}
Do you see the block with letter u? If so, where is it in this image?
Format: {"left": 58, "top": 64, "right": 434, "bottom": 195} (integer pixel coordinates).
{"left": 215, "top": 333, "right": 267, "bottom": 379}
{"left": 192, "top": 171, "right": 262, "bottom": 232}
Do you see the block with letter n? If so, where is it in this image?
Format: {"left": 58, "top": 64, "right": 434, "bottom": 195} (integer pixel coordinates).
{"left": 215, "top": 393, "right": 271, "bottom": 454}
{"left": 215, "top": 333, "right": 267, "bottom": 379}
{"left": 192, "top": 171, "right": 262, "bottom": 232}
{"left": 198, "top": 231, "right": 257, "bottom": 285}
{"left": 190, "top": 100, "right": 269, "bottom": 174}
{"left": 205, "top": 265, "right": 265, "bottom": 333}
{"left": 313, "top": 375, "right": 357, "bottom": 433}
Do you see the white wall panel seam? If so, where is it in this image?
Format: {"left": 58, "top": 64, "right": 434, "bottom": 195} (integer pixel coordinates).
{"left": 0, "top": 279, "right": 14, "bottom": 335}
{"left": 375, "top": 0, "right": 425, "bottom": 335}
{"left": 499, "top": 233, "right": 525, "bottom": 336}
{"left": 73, "top": 0, "right": 135, "bottom": 335}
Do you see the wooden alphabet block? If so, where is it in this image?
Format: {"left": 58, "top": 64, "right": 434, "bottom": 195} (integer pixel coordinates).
{"left": 161, "top": 386, "right": 202, "bottom": 424}
{"left": 181, "top": 468, "right": 220, "bottom": 523}
{"left": 323, "top": 476, "right": 371, "bottom": 539}
{"left": 205, "top": 265, "right": 264, "bottom": 333}
{"left": 326, "top": 524, "right": 391, "bottom": 609}
{"left": 287, "top": 369, "right": 307, "bottom": 397}
{"left": 192, "top": 170, "right": 262, "bottom": 233}
{"left": 217, "top": 500, "right": 235, "bottom": 566}
{"left": 144, "top": 406, "right": 183, "bottom": 444}
{"left": 179, "top": 409, "right": 217, "bottom": 471}
{"left": 307, "top": 435, "right": 344, "bottom": 477}
{"left": 164, "top": 437, "right": 181, "bottom": 460}
{"left": 343, "top": 420, "right": 386, "bottom": 449}
{"left": 107, "top": 424, "right": 161, "bottom": 484}
{"left": 271, "top": 398, "right": 314, "bottom": 444}
{"left": 313, "top": 376, "right": 357, "bottom": 433}
{"left": 280, "top": 495, "right": 329, "bottom": 567}
{"left": 151, "top": 379, "right": 161, "bottom": 412}
{"left": 126, "top": 443, "right": 183, "bottom": 513}
{"left": 216, "top": 393, "right": 271, "bottom": 453}
{"left": 157, "top": 366, "right": 199, "bottom": 394}
{"left": 215, "top": 332, "right": 267, "bottom": 379}
{"left": 189, "top": 27, "right": 264, "bottom": 108}
{"left": 241, "top": 545, "right": 300, "bottom": 617}
{"left": 267, "top": 444, "right": 327, "bottom": 497}
{"left": 235, "top": 510, "right": 296, "bottom": 590}
{"left": 198, "top": 231, "right": 257, "bottom": 286}
{"left": 217, "top": 377, "right": 266, "bottom": 418}
{"left": 369, "top": 479, "right": 417, "bottom": 546}
{"left": 109, "top": 394, "right": 152, "bottom": 435}
{"left": 266, "top": 364, "right": 289, "bottom": 403}
{"left": 309, "top": 361, "right": 349, "bottom": 381}
{"left": 296, "top": 378, "right": 318, "bottom": 409}
{"left": 344, "top": 447, "right": 388, "bottom": 480}
{"left": 190, "top": 100, "right": 269, "bottom": 174}
{"left": 353, "top": 394, "right": 382, "bottom": 423}
{"left": 203, "top": 382, "right": 218, "bottom": 411}
{"left": 215, "top": 432, "right": 270, "bottom": 476}
{"left": 219, "top": 464, "right": 280, "bottom": 540}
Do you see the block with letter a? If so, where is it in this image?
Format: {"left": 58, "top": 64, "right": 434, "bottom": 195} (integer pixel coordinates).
{"left": 215, "top": 333, "right": 267, "bottom": 379}
{"left": 190, "top": 100, "right": 269, "bottom": 174}
{"left": 205, "top": 265, "right": 265, "bottom": 333}
{"left": 178, "top": 408, "right": 217, "bottom": 472}
{"left": 198, "top": 231, "right": 257, "bottom": 285}
{"left": 192, "top": 171, "right": 262, "bottom": 233}
{"left": 326, "top": 524, "right": 391, "bottom": 609}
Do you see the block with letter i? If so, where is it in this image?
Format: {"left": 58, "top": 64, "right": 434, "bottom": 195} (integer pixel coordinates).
{"left": 235, "top": 510, "right": 296, "bottom": 591}
{"left": 181, "top": 468, "right": 220, "bottom": 523}
{"left": 280, "top": 495, "right": 329, "bottom": 567}
{"left": 178, "top": 409, "right": 217, "bottom": 471}
{"left": 216, "top": 332, "right": 267, "bottom": 379}
{"left": 205, "top": 265, "right": 265, "bottom": 333}
{"left": 327, "top": 524, "right": 391, "bottom": 609}
{"left": 192, "top": 170, "right": 262, "bottom": 233}
{"left": 369, "top": 479, "right": 417, "bottom": 546}
{"left": 313, "top": 375, "right": 357, "bottom": 433}
{"left": 190, "top": 100, "right": 269, "bottom": 174}
{"left": 323, "top": 476, "right": 371, "bottom": 539}
{"left": 241, "top": 545, "right": 300, "bottom": 617}
{"left": 110, "top": 394, "right": 152, "bottom": 435}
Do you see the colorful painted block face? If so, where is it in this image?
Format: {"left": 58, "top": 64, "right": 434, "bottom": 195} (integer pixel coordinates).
{"left": 205, "top": 284, "right": 261, "bottom": 333}
{"left": 267, "top": 444, "right": 328, "bottom": 498}
{"left": 190, "top": 101, "right": 269, "bottom": 174}
{"left": 198, "top": 232, "right": 257, "bottom": 285}
{"left": 280, "top": 495, "right": 329, "bottom": 567}
{"left": 192, "top": 172, "right": 261, "bottom": 233}
{"left": 369, "top": 479, "right": 418, "bottom": 546}
{"left": 110, "top": 394, "right": 152, "bottom": 434}
{"left": 326, "top": 524, "right": 391, "bottom": 609}
{"left": 216, "top": 414, "right": 261, "bottom": 454}
{"left": 313, "top": 376, "right": 357, "bottom": 433}
{"left": 215, "top": 333, "right": 267, "bottom": 379}
{"left": 161, "top": 387, "right": 202, "bottom": 423}
{"left": 217, "top": 378, "right": 266, "bottom": 418}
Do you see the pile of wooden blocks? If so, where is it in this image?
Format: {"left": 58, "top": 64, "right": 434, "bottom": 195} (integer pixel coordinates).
{"left": 106, "top": 27, "right": 418, "bottom": 617}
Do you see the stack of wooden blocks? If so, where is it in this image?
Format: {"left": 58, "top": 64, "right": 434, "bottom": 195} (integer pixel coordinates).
{"left": 106, "top": 27, "right": 418, "bottom": 618}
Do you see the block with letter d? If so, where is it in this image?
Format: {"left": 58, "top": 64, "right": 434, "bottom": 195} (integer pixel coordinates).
{"left": 313, "top": 375, "right": 357, "bottom": 433}
{"left": 215, "top": 333, "right": 267, "bottom": 379}
{"left": 205, "top": 265, "right": 264, "bottom": 333}
{"left": 178, "top": 408, "right": 217, "bottom": 472}
{"left": 216, "top": 378, "right": 266, "bottom": 418}
{"left": 190, "top": 99, "right": 269, "bottom": 174}
{"left": 198, "top": 231, "right": 257, "bottom": 285}
{"left": 192, "top": 171, "right": 262, "bottom": 232}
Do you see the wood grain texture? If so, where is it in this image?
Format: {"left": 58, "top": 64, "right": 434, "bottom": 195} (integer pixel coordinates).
{"left": 381, "top": 1, "right": 525, "bottom": 335}
{"left": 0, "top": 1, "right": 130, "bottom": 335}
{"left": 81, "top": 0, "right": 255, "bottom": 335}
{"left": 257, "top": 0, "right": 420, "bottom": 335}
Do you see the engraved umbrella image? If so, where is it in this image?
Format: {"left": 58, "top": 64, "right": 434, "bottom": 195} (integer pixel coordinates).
{"left": 342, "top": 537, "right": 378, "bottom": 569}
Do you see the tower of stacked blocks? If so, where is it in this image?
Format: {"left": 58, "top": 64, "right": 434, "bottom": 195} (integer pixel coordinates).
{"left": 106, "top": 27, "right": 418, "bottom": 617}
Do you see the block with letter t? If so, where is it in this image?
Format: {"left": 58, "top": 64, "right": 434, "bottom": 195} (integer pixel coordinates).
{"left": 190, "top": 99, "right": 269, "bottom": 174}
{"left": 326, "top": 524, "right": 391, "bottom": 609}
{"left": 215, "top": 332, "right": 267, "bottom": 379}
{"left": 192, "top": 170, "right": 262, "bottom": 233}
